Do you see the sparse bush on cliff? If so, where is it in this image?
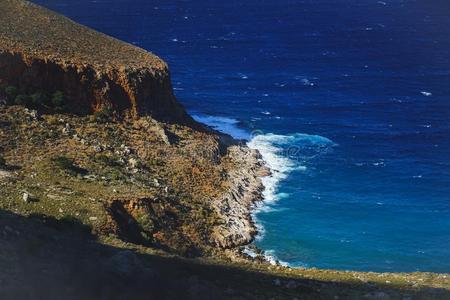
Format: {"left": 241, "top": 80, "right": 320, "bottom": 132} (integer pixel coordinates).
{"left": 92, "top": 104, "right": 114, "bottom": 122}
{"left": 2, "top": 88, "right": 66, "bottom": 111}
{"left": 0, "top": 84, "right": 6, "bottom": 103}
{"left": 109, "top": 169, "right": 124, "bottom": 181}
{"left": 52, "top": 156, "right": 87, "bottom": 175}
{"left": 4, "top": 86, "right": 18, "bottom": 103}
{"left": 52, "top": 156, "right": 75, "bottom": 170}
{"left": 31, "top": 91, "right": 50, "bottom": 107}
{"left": 51, "top": 90, "right": 65, "bottom": 109}
{"left": 94, "top": 154, "right": 121, "bottom": 167}
{"left": 0, "top": 156, "right": 6, "bottom": 167}
{"left": 14, "top": 94, "right": 32, "bottom": 106}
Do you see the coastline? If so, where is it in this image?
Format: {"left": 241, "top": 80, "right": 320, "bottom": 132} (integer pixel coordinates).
{"left": 0, "top": 1, "right": 448, "bottom": 297}
{"left": 212, "top": 144, "right": 270, "bottom": 250}
{"left": 195, "top": 113, "right": 288, "bottom": 265}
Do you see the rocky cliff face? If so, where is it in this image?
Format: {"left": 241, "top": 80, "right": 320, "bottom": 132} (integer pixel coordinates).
{"left": 0, "top": 0, "right": 193, "bottom": 124}
{"left": 0, "top": 0, "right": 263, "bottom": 254}
{"left": 211, "top": 146, "right": 270, "bottom": 249}
{"left": 0, "top": 2, "right": 449, "bottom": 298}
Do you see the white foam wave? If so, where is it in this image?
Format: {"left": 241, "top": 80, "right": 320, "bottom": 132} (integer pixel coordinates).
{"left": 242, "top": 246, "right": 288, "bottom": 266}
{"left": 263, "top": 250, "right": 290, "bottom": 267}
{"left": 247, "top": 133, "right": 334, "bottom": 237}
{"left": 242, "top": 246, "right": 258, "bottom": 258}
{"left": 300, "top": 78, "right": 315, "bottom": 86}
{"left": 191, "top": 113, "right": 334, "bottom": 268}
{"left": 248, "top": 133, "right": 334, "bottom": 203}
{"left": 248, "top": 134, "right": 296, "bottom": 209}
{"left": 191, "top": 114, "right": 250, "bottom": 140}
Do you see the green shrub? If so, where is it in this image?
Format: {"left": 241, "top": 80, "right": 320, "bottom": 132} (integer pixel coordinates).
{"left": 0, "top": 84, "right": 6, "bottom": 99}
{"left": 93, "top": 104, "right": 114, "bottom": 122}
{"left": 2, "top": 86, "right": 66, "bottom": 111}
{"left": 109, "top": 169, "right": 124, "bottom": 181}
{"left": 0, "top": 156, "right": 6, "bottom": 167}
{"left": 52, "top": 156, "right": 87, "bottom": 175}
{"left": 5, "top": 86, "right": 18, "bottom": 103}
{"left": 52, "top": 156, "right": 75, "bottom": 170}
{"left": 8, "top": 90, "right": 49, "bottom": 108}
{"left": 94, "top": 154, "right": 121, "bottom": 167}
{"left": 31, "top": 91, "right": 50, "bottom": 107}
{"left": 14, "top": 94, "right": 32, "bottom": 106}
{"left": 51, "top": 90, "right": 65, "bottom": 108}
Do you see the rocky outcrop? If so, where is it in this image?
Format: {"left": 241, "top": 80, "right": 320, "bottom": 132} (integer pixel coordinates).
{"left": 0, "top": 0, "right": 265, "bottom": 253}
{"left": 211, "top": 146, "right": 270, "bottom": 248}
{"left": 0, "top": 0, "right": 193, "bottom": 124}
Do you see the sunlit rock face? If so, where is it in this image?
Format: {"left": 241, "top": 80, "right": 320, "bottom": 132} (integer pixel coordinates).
{"left": 0, "top": 0, "right": 192, "bottom": 124}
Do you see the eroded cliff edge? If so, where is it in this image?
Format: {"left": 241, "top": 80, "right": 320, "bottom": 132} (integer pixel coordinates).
{"left": 1, "top": 1, "right": 449, "bottom": 299}
{"left": 0, "top": 0, "right": 265, "bottom": 255}
{"left": 0, "top": 0, "right": 192, "bottom": 124}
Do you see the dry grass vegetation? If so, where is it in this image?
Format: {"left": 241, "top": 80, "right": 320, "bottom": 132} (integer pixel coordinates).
{"left": 0, "top": 104, "right": 228, "bottom": 256}
{"left": 0, "top": 104, "right": 449, "bottom": 299}
{"left": 0, "top": 0, "right": 166, "bottom": 70}
{"left": 0, "top": 0, "right": 449, "bottom": 298}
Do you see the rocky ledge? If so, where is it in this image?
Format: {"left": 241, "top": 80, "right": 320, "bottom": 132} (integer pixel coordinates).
{"left": 1, "top": 1, "right": 449, "bottom": 299}
{"left": 0, "top": 0, "right": 265, "bottom": 256}
{"left": 0, "top": 0, "right": 193, "bottom": 124}
{"left": 212, "top": 146, "right": 270, "bottom": 249}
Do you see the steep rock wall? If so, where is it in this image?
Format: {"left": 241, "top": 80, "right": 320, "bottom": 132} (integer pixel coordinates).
{"left": 0, "top": 0, "right": 193, "bottom": 124}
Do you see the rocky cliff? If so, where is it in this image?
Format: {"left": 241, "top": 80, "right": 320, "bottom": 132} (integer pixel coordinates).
{"left": 0, "top": 0, "right": 260, "bottom": 255}
{"left": 0, "top": 0, "right": 192, "bottom": 123}
{"left": 1, "top": 1, "right": 449, "bottom": 299}
{"left": 212, "top": 147, "right": 270, "bottom": 249}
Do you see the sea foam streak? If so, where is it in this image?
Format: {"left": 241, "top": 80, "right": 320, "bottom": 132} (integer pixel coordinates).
{"left": 247, "top": 133, "right": 334, "bottom": 266}
{"left": 247, "top": 134, "right": 297, "bottom": 208}
{"left": 191, "top": 114, "right": 250, "bottom": 140}
{"left": 192, "top": 113, "right": 334, "bottom": 266}
{"left": 247, "top": 133, "right": 334, "bottom": 233}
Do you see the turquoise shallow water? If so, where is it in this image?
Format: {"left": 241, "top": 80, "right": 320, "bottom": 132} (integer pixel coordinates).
{"left": 35, "top": 0, "right": 450, "bottom": 272}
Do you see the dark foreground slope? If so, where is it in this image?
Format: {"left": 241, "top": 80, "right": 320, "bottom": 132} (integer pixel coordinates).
{"left": 0, "top": 1, "right": 449, "bottom": 299}
{"left": 1, "top": 209, "right": 449, "bottom": 300}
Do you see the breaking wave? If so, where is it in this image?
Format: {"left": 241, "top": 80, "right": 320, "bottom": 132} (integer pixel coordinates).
{"left": 191, "top": 113, "right": 334, "bottom": 266}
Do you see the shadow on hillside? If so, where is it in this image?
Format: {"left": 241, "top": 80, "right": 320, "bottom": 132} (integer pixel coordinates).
{"left": 0, "top": 209, "right": 448, "bottom": 300}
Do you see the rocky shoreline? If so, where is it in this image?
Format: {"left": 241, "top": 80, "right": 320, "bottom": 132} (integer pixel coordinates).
{"left": 0, "top": 0, "right": 275, "bottom": 260}
{"left": 1, "top": 1, "right": 449, "bottom": 298}
{"left": 212, "top": 145, "right": 271, "bottom": 250}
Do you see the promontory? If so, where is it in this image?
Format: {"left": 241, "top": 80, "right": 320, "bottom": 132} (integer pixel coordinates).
{"left": 0, "top": 0, "right": 449, "bottom": 299}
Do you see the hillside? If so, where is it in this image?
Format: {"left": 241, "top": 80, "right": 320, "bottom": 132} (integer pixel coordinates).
{"left": 0, "top": 0, "right": 449, "bottom": 299}
{"left": 0, "top": 0, "right": 192, "bottom": 123}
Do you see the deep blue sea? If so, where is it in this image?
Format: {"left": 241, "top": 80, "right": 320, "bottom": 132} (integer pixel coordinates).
{"left": 35, "top": 0, "right": 450, "bottom": 273}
